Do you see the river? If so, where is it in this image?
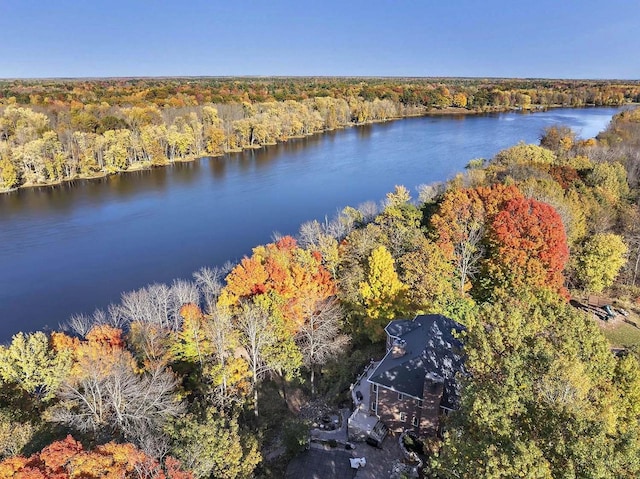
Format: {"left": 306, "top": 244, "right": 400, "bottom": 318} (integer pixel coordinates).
{"left": 0, "top": 107, "right": 622, "bottom": 340}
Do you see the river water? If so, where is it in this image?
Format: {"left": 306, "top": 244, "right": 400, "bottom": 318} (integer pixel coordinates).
{"left": 0, "top": 107, "right": 622, "bottom": 339}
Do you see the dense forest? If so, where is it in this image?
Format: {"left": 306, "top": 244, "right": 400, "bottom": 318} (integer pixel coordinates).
{"left": 1, "top": 77, "right": 639, "bottom": 191}
{"left": 1, "top": 101, "right": 640, "bottom": 478}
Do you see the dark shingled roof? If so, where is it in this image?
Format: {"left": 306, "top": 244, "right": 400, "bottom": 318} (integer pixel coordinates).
{"left": 369, "top": 314, "right": 465, "bottom": 410}
{"left": 384, "top": 319, "right": 420, "bottom": 338}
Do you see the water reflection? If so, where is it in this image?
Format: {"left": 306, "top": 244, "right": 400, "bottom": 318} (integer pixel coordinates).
{"left": 209, "top": 157, "right": 227, "bottom": 178}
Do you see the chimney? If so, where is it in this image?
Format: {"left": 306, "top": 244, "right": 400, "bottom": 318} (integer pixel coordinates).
{"left": 391, "top": 339, "right": 406, "bottom": 358}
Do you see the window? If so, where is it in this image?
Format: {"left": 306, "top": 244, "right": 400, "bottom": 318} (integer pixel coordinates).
{"left": 400, "top": 412, "right": 407, "bottom": 422}
{"left": 398, "top": 393, "right": 404, "bottom": 400}
{"left": 412, "top": 416, "right": 419, "bottom": 427}
{"left": 372, "top": 383, "right": 378, "bottom": 392}
{"left": 417, "top": 399, "right": 423, "bottom": 408}
{"left": 371, "top": 400, "right": 377, "bottom": 413}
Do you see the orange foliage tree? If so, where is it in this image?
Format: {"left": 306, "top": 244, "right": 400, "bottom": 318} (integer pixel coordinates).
{"left": 51, "top": 324, "right": 136, "bottom": 380}
{"left": 430, "top": 184, "right": 524, "bottom": 292}
{"left": 219, "top": 236, "right": 336, "bottom": 334}
{"left": 486, "top": 197, "right": 569, "bottom": 298}
{"left": 0, "top": 435, "right": 193, "bottom": 479}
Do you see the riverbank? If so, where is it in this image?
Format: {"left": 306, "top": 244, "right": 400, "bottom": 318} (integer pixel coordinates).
{"left": 0, "top": 103, "right": 624, "bottom": 195}
{"left": 0, "top": 106, "right": 623, "bottom": 336}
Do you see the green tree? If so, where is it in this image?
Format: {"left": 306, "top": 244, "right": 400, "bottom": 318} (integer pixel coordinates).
{"left": 586, "top": 161, "right": 629, "bottom": 205}
{"left": 430, "top": 293, "right": 640, "bottom": 479}
{"left": 575, "top": 233, "right": 628, "bottom": 293}
{"left": 166, "top": 408, "right": 261, "bottom": 479}
{"left": 0, "top": 332, "right": 71, "bottom": 402}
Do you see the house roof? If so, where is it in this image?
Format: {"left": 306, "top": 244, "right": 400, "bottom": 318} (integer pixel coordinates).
{"left": 384, "top": 318, "right": 421, "bottom": 338}
{"left": 368, "top": 314, "right": 465, "bottom": 409}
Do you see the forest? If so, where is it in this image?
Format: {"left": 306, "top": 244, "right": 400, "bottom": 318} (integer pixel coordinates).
{"left": 1, "top": 101, "right": 640, "bottom": 478}
{"left": 1, "top": 77, "right": 640, "bottom": 191}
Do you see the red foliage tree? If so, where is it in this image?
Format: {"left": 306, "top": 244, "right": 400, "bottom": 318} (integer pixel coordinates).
{"left": 0, "top": 436, "right": 193, "bottom": 479}
{"left": 487, "top": 197, "right": 569, "bottom": 297}
{"left": 430, "top": 183, "right": 524, "bottom": 292}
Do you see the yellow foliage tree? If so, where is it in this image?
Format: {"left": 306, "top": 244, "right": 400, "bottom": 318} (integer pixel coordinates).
{"left": 359, "top": 245, "right": 407, "bottom": 341}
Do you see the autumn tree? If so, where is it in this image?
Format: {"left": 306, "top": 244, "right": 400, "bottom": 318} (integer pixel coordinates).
{"left": 359, "top": 245, "right": 407, "bottom": 341}
{"left": 430, "top": 188, "right": 486, "bottom": 293}
{"left": 167, "top": 280, "right": 250, "bottom": 409}
{"left": 297, "top": 219, "right": 341, "bottom": 277}
{"left": 335, "top": 223, "right": 386, "bottom": 325}
{"left": 540, "top": 125, "right": 576, "bottom": 153}
{"left": 218, "top": 236, "right": 336, "bottom": 335}
{"left": 574, "top": 233, "right": 628, "bottom": 293}
{"left": 430, "top": 184, "right": 524, "bottom": 293}
{"left": 374, "top": 185, "right": 424, "bottom": 258}
{"left": 0, "top": 409, "right": 34, "bottom": 460}
{"left": 493, "top": 142, "right": 557, "bottom": 167}
{"left": 399, "top": 237, "right": 461, "bottom": 316}
{"left": 202, "top": 306, "right": 251, "bottom": 409}
{"left": 0, "top": 156, "right": 18, "bottom": 189}
{"left": 169, "top": 303, "right": 213, "bottom": 367}
{"left": 586, "top": 161, "right": 629, "bottom": 205}
{"left": 0, "top": 435, "right": 193, "bottom": 478}
{"left": 518, "top": 176, "right": 587, "bottom": 246}
{"left": 484, "top": 197, "right": 569, "bottom": 298}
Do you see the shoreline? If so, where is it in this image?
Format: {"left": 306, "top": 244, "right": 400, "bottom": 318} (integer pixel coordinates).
{"left": 0, "top": 103, "right": 629, "bottom": 195}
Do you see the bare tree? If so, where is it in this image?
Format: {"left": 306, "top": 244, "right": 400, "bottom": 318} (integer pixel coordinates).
{"left": 64, "top": 313, "right": 94, "bottom": 337}
{"left": 298, "top": 220, "right": 324, "bottom": 249}
{"left": 118, "top": 283, "right": 181, "bottom": 331}
{"left": 118, "top": 284, "right": 171, "bottom": 328}
{"left": 203, "top": 305, "right": 242, "bottom": 409}
{"left": 356, "top": 201, "right": 380, "bottom": 224}
{"left": 51, "top": 356, "right": 183, "bottom": 447}
{"left": 171, "top": 279, "right": 200, "bottom": 312}
{"left": 193, "top": 266, "right": 224, "bottom": 312}
{"left": 454, "top": 220, "right": 485, "bottom": 293}
{"left": 417, "top": 182, "right": 445, "bottom": 204}
{"left": 63, "top": 305, "right": 126, "bottom": 338}
{"left": 296, "top": 298, "right": 350, "bottom": 395}
{"left": 235, "top": 302, "right": 277, "bottom": 417}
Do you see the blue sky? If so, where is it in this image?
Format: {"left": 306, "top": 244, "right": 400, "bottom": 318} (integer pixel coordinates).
{"left": 0, "top": 0, "right": 638, "bottom": 79}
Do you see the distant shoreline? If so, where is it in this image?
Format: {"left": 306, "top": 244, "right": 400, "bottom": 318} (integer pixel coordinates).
{"left": 0, "top": 104, "right": 628, "bottom": 195}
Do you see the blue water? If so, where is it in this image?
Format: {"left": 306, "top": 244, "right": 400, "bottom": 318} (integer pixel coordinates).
{"left": 0, "top": 107, "right": 622, "bottom": 339}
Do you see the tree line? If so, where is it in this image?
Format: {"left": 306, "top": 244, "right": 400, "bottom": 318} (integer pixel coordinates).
{"left": 2, "top": 77, "right": 638, "bottom": 109}
{"left": 2, "top": 77, "right": 639, "bottom": 191}
{"left": 1, "top": 107, "right": 640, "bottom": 478}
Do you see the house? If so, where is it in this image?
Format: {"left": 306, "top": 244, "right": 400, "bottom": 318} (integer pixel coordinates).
{"left": 349, "top": 314, "right": 465, "bottom": 440}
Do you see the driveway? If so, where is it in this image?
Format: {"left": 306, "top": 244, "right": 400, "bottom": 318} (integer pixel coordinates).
{"left": 285, "top": 448, "right": 356, "bottom": 479}
{"left": 285, "top": 432, "right": 405, "bottom": 479}
{"left": 353, "top": 433, "right": 404, "bottom": 479}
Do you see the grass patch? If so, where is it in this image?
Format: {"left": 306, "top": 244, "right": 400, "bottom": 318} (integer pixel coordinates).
{"left": 601, "top": 320, "right": 640, "bottom": 348}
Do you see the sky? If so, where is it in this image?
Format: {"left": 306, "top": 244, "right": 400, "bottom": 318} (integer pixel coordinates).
{"left": 0, "top": 0, "right": 638, "bottom": 79}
